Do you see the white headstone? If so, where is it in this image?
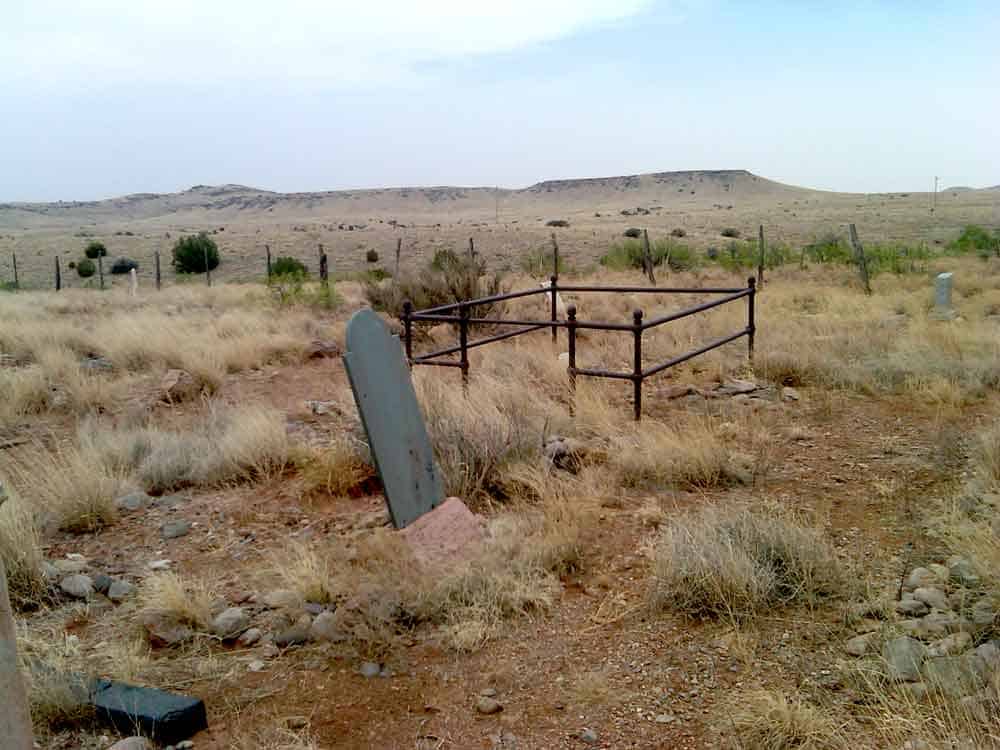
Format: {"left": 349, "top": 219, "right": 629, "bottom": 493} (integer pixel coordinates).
{"left": 0, "top": 560, "right": 34, "bottom": 749}
{"left": 934, "top": 272, "right": 954, "bottom": 319}
{"left": 129, "top": 268, "right": 139, "bottom": 297}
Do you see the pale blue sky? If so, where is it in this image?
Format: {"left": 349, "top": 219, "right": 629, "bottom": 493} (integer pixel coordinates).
{"left": 2, "top": 0, "right": 998, "bottom": 201}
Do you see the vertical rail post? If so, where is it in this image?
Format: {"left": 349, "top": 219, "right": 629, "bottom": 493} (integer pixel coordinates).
{"left": 550, "top": 274, "right": 559, "bottom": 344}
{"left": 402, "top": 300, "right": 413, "bottom": 365}
{"left": 97, "top": 254, "right": 105, "bottom": 290}
{"left": 11, "top": 253, "right": 17, "bottom": 290}
{"left": 55, "top": 256, "right": 61, "bottom": 291}
{"left": 265, "top": 244, "right": 272, "bottom": 283}
{"left": 459, "top": 302, "right": 470, "bottom": 392}
{"left": 155, "top": 251, "right": 161, "bottom": 290}
{"left": 632, "top": 308, "right": 644, "bottom": 421}
{"left": 747, "top": 276, "right": 756, "bottom": 363}
{"left": 567, "top": 304, "right": 577, "bottom": 416}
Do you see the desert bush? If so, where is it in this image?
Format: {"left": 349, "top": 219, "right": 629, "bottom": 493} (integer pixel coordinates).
{"left": 803, "top": 232, "right": 851, "bottom": 263}
{"left": 296, "top": 435, "right": 373, "bottom": 498}
{"left": 172, "top": 233, "right": 220, "bottom": 274}
{"left": 720, "top": 227, "right": 741, "bottom": 238}
{"left": 727, "top": 689, "right": 845, "bottom": 749}
{"left": 670, "top": 227, "right": 687, "bottom": 237}
{"left": 271, "top": 256, "right": 308, "bottom": 278}
{"left": 76, "top": 258, "right": 96, "bottom": 278}
{"left": 949, "top": 224, "right": 1000, "bottom": 256}
{"left": 546, "top": 219, "right": 570, "bottom": 228}
{"left": 17, "top": 627, "right": 95, "bottom": 731}
{"left": 84, "top": 241, "right": 107, "bottom": 259}
{"left": 623, "top": 227, "right": 642, "bottom": 238}
{"left": 366, "top": 249, "right": 379, "bottom": 263}
{"left": 0, "top": 485, "right": 46, "bottom": 609}
{"left": 518, "top": 246, "right": 570, "bottom": 277}
{"left": 650, "top": 503, "right": 843, "bottom": 621}
{"left": 109, "top": 257, "right": 138, "bottom": 275}
{"left": 599, "top": 238, "right": 695, "bottom": 272}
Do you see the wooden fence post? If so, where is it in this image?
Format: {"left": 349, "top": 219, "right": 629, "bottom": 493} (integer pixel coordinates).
{"left": 848, "top": 223, "right": 872, "bottom": 295}
{"left": 11, "top": 253, "right": 17, "bottom": 290}
{"left": 265, "top": 244, "right": 272, "bottom": 282}
{"left": 641, "top": 229, "right": 656, "bottom": 285}
{"left": 55, "top": 256, "right": 61, "bottom": 291}
{"left": 757, "top": 224, "right": 765, "bottom": 285}
{"left": 394, "top": 238, "right": 401, "bottom": 278}
{"left": 98, "top": 254, "right": 105, "bottom": 290}
{"left": 155, "top": 251, "right": 161, "bottom": 290}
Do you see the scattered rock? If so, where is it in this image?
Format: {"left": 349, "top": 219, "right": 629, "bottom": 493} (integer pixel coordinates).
{"left": 898, "top": 683, "right": 930, "bottom": 702}
{"left": 974, "top": 641, "right": 1000, "bottom": 671}
{"left": 53, "top": 558, "right": 89, "bottom": 574}
{"left": 781, "top": 386, "right": 801, "bottom": 401}
{"left": 883, "top": 637, "right": 927, "bottom": 681}
{"left": 655, "top": 714, "right": 676, "bottom": 724}
{"left": 274, "top": 614, "right": 312, "bottom": 646}
{"left": 309, "top": 611, "right": 342, "bottom": 643}
{"left": 305, "top": 340, "right": 341, "bottom": 360}
{"left": 154, "top": 495, "right": 186, "bottom": 509}
{"left": 663, "top": 384, "right": 695, "bottom": 400}
{"left": 116, "top": 492, "right": 151, "bottom": 512}
{"left": 60, "top": 574, "right": 94, "bottom": 599}
{"left": 970, "top": 596, "right": 997, "bottom": 629}
{"left": 919, "top": 610, "right": 967, "bottom": 638}
{"left": 82, "top": 356, "right": 114, "bottom": 372}
{"left": 903, "top": 567, "right": 938, "bottom": 592}
{"left": 92, "top": 573, "right": 113, "bottom": 595}
{"left": 926, "top": 632, "right": 972, "bottom": 658}
{"left": 475, "top": 696, "right": 503, "bottom": 715}
{"left": 928, "top": 563, "right": 951, "bottom": 583}
{"left": 305, "top": 400, "right": 338, "bottom": 416}
{"left": 248, "top": 660, "right": 266, "bottom": 672}
{"left": 148, "top": 559, "right": 172, "bottom": 571}
{"left": 160, "top": 369, "right": 200, "bottom": 403}
{"left": 359, "top": 661, "right": 382, "bottom": 679}
{"left": 263, "top": 589, "right": 302, "bottom": 610}
{"left": 543, "top": 437, "right": 587, "bottom": 473}
{"left": 895, "top": 598, "right": 930, "bottom": 617}
{"left": 140, "top": 612, "right": 195, "bottom": 647}
{"left": 845, "top": 632, "right": 878, "bottom": 657}
{"left": 947, "top": 556, "right": 981, "bottom": 588}
{"left": 922, "top": 655, "right": 985, "bottom": 698}
{"left": 212, "top": 607, "right": 250, "bottom": 639}
{"left": 237, "top": 628, "right": 262, "bottom": 647}
{"left": 161, "top": 520, "right": 192, "bottom": 540}
{"left": 108, "top": 738, "right": 152, "bottom": 750}
{"left": 400, "top": 497, "right": 485, "bottom": 569}
{"left": 176, "top": 742, "right": 194, "bottom": 749}
{"left": 718, "top": 378, "right": 757, "bottom": 395}
{"left": 107, "top": 579, "right": 135, "bottom": 602}
{"left": 912, "top": 587, "right": 949, "bottom": 611}
{"left": 580, "top": 728, "right": 599, "bottom": 744}
{"left": 286, "top": 716, "right": 308, "bottom": 730}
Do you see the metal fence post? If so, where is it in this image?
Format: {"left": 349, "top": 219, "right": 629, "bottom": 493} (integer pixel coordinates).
{"left": 550, "top": 274, "right": 559, "bottom": 343}
{"left": 459, "top": 302, "right": 470, "bottom": 391}
{"left": 747, "top": 277, "right": 756, "bottom": 363}
{"left": 55, "top": 256, "right": 61, "bottom": 291}
{"left": 632, "top": 308, "right": 644, "bottom": 421}
{"left": 567, "top": 304, "right": 577, "bottom": 416}
{"left": 265, "top": 244, "right": 272, "bottom": 283}
{"left": 402, "top": 300, "right": 413, "bottom": 365}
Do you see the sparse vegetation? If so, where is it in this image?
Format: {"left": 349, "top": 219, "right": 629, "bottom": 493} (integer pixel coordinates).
{"left": 721, "top": 227, "right": 741, "bottom": 238}
{"left": 365, "top": 248, "right": 379, "bottom": 263}
{"left": 109, "top": 257, "right": 138, "bottom": 274}
{"left": 172, "top": 233, "right": 220, "bottom": 274}
{"left": 271, "top": 256, "right": 308, "bottom": 277}
{"left": 75, "top": 258, "right": 95, "bottom": 278}
{"left": 84, "top": 241, "right": 107, "bottom": 259}
{"left": 545, "top": 219, "right": 569, "bottom": 228}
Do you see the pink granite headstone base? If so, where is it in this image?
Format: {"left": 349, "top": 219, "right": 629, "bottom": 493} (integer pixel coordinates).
{"left": 399, "top": 497, "right": 485, "bottom": 569}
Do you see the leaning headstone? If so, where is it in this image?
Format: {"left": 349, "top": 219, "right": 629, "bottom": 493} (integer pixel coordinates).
{"left": 0, "top": 560, "right": 34, "bottom": 750}
{"left": 343, "top": 309, "right": 444, "bottom": 528}
{"left": 933, "top": 272, "right": 955, "bottom": 319}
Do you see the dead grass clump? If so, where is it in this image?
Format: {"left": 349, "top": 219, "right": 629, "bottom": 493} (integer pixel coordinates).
{"left": 728, "top": 689, "right": 845, "bottom": 749}
{"left": 296, "top": 435, "right": 373, "bottom": 498}
{"left": 0, "top": 485, "right": 47, "bottom": 609}
{"left": 269, "top": 541, "right": 337, "bottom": 605}
{"left": 5, "top": 443, "right": 121, "bottom": 534}
{"left": 611, "top": 417, "right": 736, "bottom": 489}
{"left": 974, "top": 422, "right": 1000, "bottom": 484}
{"left": 17, "top": 625, "right": 94, "bottom": 732}
{"left": 650, "top": 503, "right": 844, "bottom": 621}
{"left": 139, "top": 572, "right": 215, "bottom": 629}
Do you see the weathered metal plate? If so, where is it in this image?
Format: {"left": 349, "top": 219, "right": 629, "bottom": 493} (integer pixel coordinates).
{"left": 343, "top": 309, "right": 443, "bottom": 529}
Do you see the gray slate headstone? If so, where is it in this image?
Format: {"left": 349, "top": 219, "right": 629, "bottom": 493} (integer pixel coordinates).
{"left": 343, "top": 308, "right": 444, "bottom": 529}
{"left": 934, "top": 272, "right": 954, "bottom": 319}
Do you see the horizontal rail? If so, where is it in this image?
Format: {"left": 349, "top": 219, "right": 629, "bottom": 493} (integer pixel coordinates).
{"left": 410, "top": 313, "right": 635, "bottom": 331}
{"left": 412, "top": 323, "right": 547, "bottom": 362}
{"left": 642, "top": 328, "right": 751, "bottom": 378}
{"left": 414, "top": 286, "right": 548, "bottom": 315}
{"left": 570, "top": 366, "right": 634, "bottom": 381}
{"left": 640, "top": 289, "right": 749, "bottom": 330}
{"left": 412, "top": 357, "right": 464, "bottom": 368}
{"left": 558, "top": 284, "right": 747, "bottom": 294}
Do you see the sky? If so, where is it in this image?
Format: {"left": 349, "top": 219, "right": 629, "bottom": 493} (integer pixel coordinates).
{"left": 2, "top": 0, "right": 998, "bottom": 201}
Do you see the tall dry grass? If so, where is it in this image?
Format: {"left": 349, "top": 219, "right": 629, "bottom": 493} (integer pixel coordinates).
{"left": 0, "top": 483, "right": 46, "bottom": 608}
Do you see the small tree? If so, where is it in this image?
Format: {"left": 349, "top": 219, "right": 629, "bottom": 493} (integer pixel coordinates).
{"left": 110, "top": 258, "right": 138, "bottom": 275}
{"left": 271, "top": 256, "right": 308, "bottom": 277}
{"left": 172, "top": 233, "right": 220, "bottom": 274}
{"left": 366, "top": 249, "right": 379, "bottom": 263}
{"left": 84, "top": 241, "right": 107, "bottom": 259}
{"left": 77, "top": 259, "right": 96, "bottom": 278}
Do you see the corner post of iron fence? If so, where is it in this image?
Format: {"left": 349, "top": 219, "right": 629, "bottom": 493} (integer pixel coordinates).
{"left": 632, "top": 308, "right": 644, "bottom": 421}
{"left": 549, "top": 274, "right": 559, "bottom": 343}
{"left": 402, "top": 300, "right": 413, "bottom": 366}
{"left": 55, "top": 256, "right": 61, "bottom": 291}
{"left": 567, "top": 304, "right": 577, "bottom": 415}
{"left": 459, "top": 302, "right": 470, "bottom": 392}
{"left": 747, "top": 276, "right": 757, "bottom": 363}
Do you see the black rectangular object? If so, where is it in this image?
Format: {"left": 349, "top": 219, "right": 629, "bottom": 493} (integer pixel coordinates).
{"left": 89, "top": 678, "right": 208, "bottom": 744}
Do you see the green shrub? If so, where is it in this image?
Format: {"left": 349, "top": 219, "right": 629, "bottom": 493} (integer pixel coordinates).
{"left": 76, "top": 259, "right": 96, "bottom": 278}
{"left": 720, "top": 227, "right": 741, "bottom": 238}
{"left": 271, "top": 256, "right": 308, "bottom": 278}
{"left": 599, "top": 239, "right": 696, "bottom": 272}
{"left": 803, "top": 233, "right": 851, "bottom": 264}
{"left": 519, "top": 246, "right": 570, "bottom": 277}
{"left": 172, "top": 233, "right": 220, "bottom": 274}
{"left": 84, "top": 241, "right": 107, "bottom": 259}
{"left": 546, "top": 219, "right": 570, "bottom": 228}
{"left": 109, "top": 258, "right": 138, "bottom": 275}
{"left": 623, "top": 228, "right": 642, "bottom": 239}
{"left": 865, "top": 243, "right": 932, "bottom": 275}
{"left": 949, "top": 225, "right": 1000, "bottom": 256}
{"left": 366, "top": 249, "right": 379, "bottom": 263}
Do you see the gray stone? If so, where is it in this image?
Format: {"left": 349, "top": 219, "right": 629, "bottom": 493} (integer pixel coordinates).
{"left": 308, "top": 612, "right": 342, "bottom": 643}
{"left": 846, "top": 632, "right": 878, "bottom": 657}
{"left": 263, "top": 589, "right": 302, "bottom": 610}
{"left": 903, "top": 567, "right": 938, "bottom": 592}
{"left": 897, "top": 683, "right": 930, "bottom": 702}
{"left": 176, "top": 742, "right": 194, "bottom": 749}
{"left": 883, "top": 637, "right": 927, "bottom": 681}
{"left": 343, "top": 309, "right": 444, "bottom": 529}
{"left": 153, "top": 495, "right": 186, "bottom": 509}
{"left": 971, "top": 597, "right": 996, "bottom": 629}
{"left": 895, "top": 598, "right": 930, "bottom": 617}
{"left": 247, "top": 660, "right": 266, "bottom": 673}
{"left": 974, "top": 641, "right": 1000, "bottom": 672}
{"left": 60, "top": 574, "right": 94, "bottom": 599}
{"left": 108, "top": 739, "right": 152, "bottom": 750}
{"left": 781, "top": 386, "right": 801, "bottom": 401}
{"left": 212, "top": 607, "right": 250, "bottom": 639}
{"left": 236, "top": 628, "right": 262, "bottom": 647}
{"left": 928, "top": 563, "right": 950, "bottom": 582}
{"left": 92, "top": 573, "right": 113, "bottom": 595}
{"left": 116, "top": 492, "right": 151, "bottom": 512}
{"left": 580, "top": 728, "right": 599, "bottom": 744}
{"left": 147, "top": 559, "right": 172, "bottom": 571}
{"left": 274, "top": 614, "right": 312, "bottom": 647}
{"left": 926, "top": 632, "right": 972, "bottom": 658}
{"left": 53, "top": 558, "right": 89, "bottom": 574}
{"left": 912, "top": 587, "right": 949, "bottom": 611}
{"left": 947, "top": 556, "right": 981, "bottom": 587}
{"left": 140, "top": 612, "right": 195, "bottom": 648}
{"left": 160, "top": 520, "right": 191, "bottom": 540}
{"left": 107, "top": 579, "right": 135, "bottom": 602}
{"left": 82, "top": 356, "right": 114, "bottom": 372}
{"left": 359, "top": 661, "right": 381, "bottom": 679}
{"left": 916, "top": 610, "right": 966, "bottom": 639}
{"left": 475, "top": 696, "right": 503, "bottom": 715}
{"left": 543, "top": 437, "right": 587, "bottom": 473}
{"left": 934, "top": 272, "right": 954, "bottom": 317}
{"left": 922, "top": 655, "right": 985, "bottom": 698}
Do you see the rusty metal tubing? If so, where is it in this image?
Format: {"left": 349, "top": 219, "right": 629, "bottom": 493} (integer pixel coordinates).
{"left": 415, "top": 286, "right": 549, "bottom": 315}
{"left": 632, "top": 309, "right": 644, "bottom": 421}
{"left": 558, "top": 284, "right": 746, "bottom": 294}
{"left": 570, "top": 366, "right": 634, "bottom": 381}
{"left": 747, "top": 277, "right": 756, "bottom": 362}
{"left": 567, "top": 305, "right": 577, "bottom": 413}
{"left": 459, "top": 304, "right": 470, "bottom": 389}
{"left": 410, "top": 323, "right": 548, "bottom": 363}
{"left": 550, "top": 275, "right": 558, "bottom": 343}
{"left": 638, "top": 289, "right": 750, "bottom": 330}
{"left": 641, "top": 328, "right": 751, "bottom": 378}
{"left": 412, "top": 359, "right": 465, "bottom": 368}
{"left": 402, "top": 300, "right": 414, "bottom": 364}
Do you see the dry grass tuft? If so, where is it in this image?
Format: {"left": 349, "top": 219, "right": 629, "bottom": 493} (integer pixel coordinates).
{"left": 139, "top": 572, "right": 215, "bottom": 629}
{"left": 0, "top": 483, "right": 47, "bottom": 609}
{"left": 295, "top": 435, "right": 373, "bottom": 498}
{"left": 728, "top": 689, "right": 845, "bottom": 749}
{"left": 269, "top": 541, "right": 337, "bottom": 605}
{"left": 650, "top": 503, "right": 844, "bottom": 621}
{"left": 16, "top": 625, "right": 95, "bottom": 731}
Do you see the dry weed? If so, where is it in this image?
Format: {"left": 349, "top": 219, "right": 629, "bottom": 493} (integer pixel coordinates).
{"left": 139, "top": 571, "right": 215, "bottom": 629}
{"left": 0, "top": 483, "right": 46, "bottom": 608}
{"left": 728, "top": 689, "right": 845, "bottom": 749}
